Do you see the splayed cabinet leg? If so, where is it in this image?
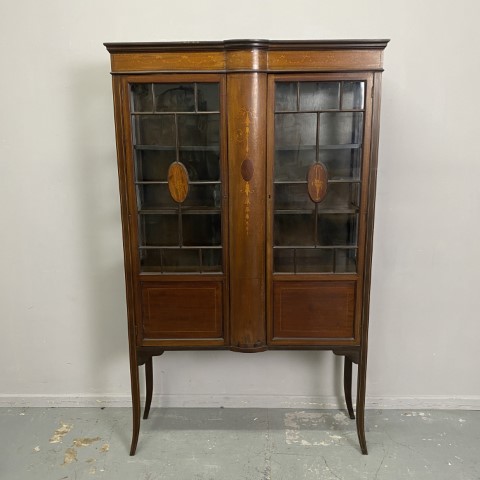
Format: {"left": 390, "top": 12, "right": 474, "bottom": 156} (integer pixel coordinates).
{"left": 344, "top": 356, "right": 355, "bottom": 420}
{"left": 143, "top": 357, "right": 153, "bottom": 420}
{"left": 356, "top": 353, "right": 368, "bottom": 455}
{"left": 129, "top": 361, "right": 141, "bottom": 456}
{"left": 129, "top": 349, "right": 164, "bottom": 455}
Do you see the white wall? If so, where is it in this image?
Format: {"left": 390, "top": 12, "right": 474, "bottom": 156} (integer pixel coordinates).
{"left": 1, "top": 0, "right": 479, "bottom": 409}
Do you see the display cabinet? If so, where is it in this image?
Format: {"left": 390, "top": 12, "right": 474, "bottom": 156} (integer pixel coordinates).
{"left": 105, "top": 39, "right": 388, "bottom": 455}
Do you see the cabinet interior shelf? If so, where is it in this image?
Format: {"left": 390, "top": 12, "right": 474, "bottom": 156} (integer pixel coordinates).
{"left": 131, "top": 111, "right": 220, "bottom": 115}
{"left": 273, "top": 245, "right": 358, "bottom": 249}
{"left": 139, "top": 245, "right": 222, "bottom": 250}
{"left": 274, "top": 179, "right": 360, "bottom": 184}
{"left": 135, "top": 181, "right": 221, "bottom": 185}
{"left": 275, "top": 208, "right": 359, "bottom": 214}
{"left": 134, "top": 145, "right": 220, "bottom": 151}
{"left": 275, "top": 109, "right": 365, "bottom": 114}
{"left": 275, "top": 144, "right": 361, "bottom": 150}
{"left": 139, "top": 208, "right": 221, "bottom": 214}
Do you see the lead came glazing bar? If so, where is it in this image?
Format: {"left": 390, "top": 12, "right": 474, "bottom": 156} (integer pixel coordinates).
{"left": 273, "top": 79, "right": 363, "bottom": 273}
{"left": 296, "top": 82, "right": 300, "bottom": 111}
{"left": 131, "top": 81, "right": 223, "bottom": 272}
{"left": 194, "top": 83, "right": 198, "bottom": 113}
{"left": 174, "top": 113, "right": 180, "bottom": 163}
{"left": 339, "top": 81, "right": 344, "bottom": 110}
{"left": 178, "top": 205, "right": 183, "bottom": 247}
{"left": 150, "top": 84, "right": 155, "bottom": 112}
{"left": 275, "top": 109, "right": 365, "bottom": 114}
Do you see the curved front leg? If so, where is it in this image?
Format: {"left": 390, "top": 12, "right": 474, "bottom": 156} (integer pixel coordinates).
{"left": 143, "top": 357, "right": 153, "bottom": 420}
{"left": 356, "top": 354, "right": 368, "bottom": 455}
{"left": 343, "top": 356, "right": 355, "bottom": 420}
{"left": 129, "top": 362, "right": 141, "bottom": 456}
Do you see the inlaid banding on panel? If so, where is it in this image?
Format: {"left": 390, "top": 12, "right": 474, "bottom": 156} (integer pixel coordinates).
{"left": 111, "top": 52, "right": 226, "bottom": 72}
{"left": 268, "top": 50, "right": 384, "bottom": 71}
{"left": 142, "top": 282, "right": 223, "bottom": 339}
{"left": 273, "top": 281, "right": 356, "bottom": 339}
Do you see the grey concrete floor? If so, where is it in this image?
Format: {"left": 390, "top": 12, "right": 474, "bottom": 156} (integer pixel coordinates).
{"left": 0, "top": 407, "right": 479, "bottom": 479}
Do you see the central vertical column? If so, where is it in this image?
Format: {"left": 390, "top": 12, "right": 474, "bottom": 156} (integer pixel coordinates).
{"left": 226, "top": 45, "right": 268, "bottom": 351}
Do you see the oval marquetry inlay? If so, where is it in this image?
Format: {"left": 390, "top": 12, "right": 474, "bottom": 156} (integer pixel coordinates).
{"left": 168, "top": 162, "right": 189, "bottom": 203}
{"left": 241, "top": 158, "right": 254, "bottom": 181}
{"left": 307, "top": 163, "right": 328, "bottom": 203}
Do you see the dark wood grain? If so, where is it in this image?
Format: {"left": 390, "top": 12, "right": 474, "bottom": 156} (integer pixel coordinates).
{"left": 227, "top": 72, "right": 267, "bottom": 351}
{"left": 143, "top": 357, "right": 153, "bottom": 420}
{"left": 272, "top": 281, "right": 356, "bottom": 340}
{"left": 344, "top": 357, "right": 355, "bottom": 419}
{"left": 105, "top": 39, "right": 389, "bottom": 54}
{"left": 106, "top": 40, "right": 389, "bottom": 74}
{"left": 106, "top": 39, "right": 387, "bottom": 456}
{"left": 141, "top": 282, "right": 223, "bottom": 340}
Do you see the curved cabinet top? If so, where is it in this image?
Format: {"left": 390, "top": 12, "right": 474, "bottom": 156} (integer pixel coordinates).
{"left": 105, "top": 39, "right": 389, "bottom": 74}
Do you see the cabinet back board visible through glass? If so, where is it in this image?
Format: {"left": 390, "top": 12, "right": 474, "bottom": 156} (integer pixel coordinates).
{"left": 272, "top": 78, "right": 367, "bottom": 275}
{"left": 127, "top": 75, "right": 370, "bottom": 277}
{"left": 129, "top": 80, "right": 224, "bottom": 274}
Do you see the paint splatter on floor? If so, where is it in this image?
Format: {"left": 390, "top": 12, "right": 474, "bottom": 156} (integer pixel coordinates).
{"left": 284, "top": 411, "right": 353, "bottom": 446}
{"left": 62, "top": 447, "right": 77, "bottom": 465}
{"left": 2, "top": 408, "right": 480, "bottom": 479}
{"left": 49, "top": 423, "right": 73, "bottom": 443}
{"left": 73, "top": 437, "right": 100, "bottom": 447}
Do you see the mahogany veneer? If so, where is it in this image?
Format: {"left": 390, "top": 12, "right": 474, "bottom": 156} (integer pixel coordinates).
{"left": 105, "top": 39, "right": 388, "bottom": 455}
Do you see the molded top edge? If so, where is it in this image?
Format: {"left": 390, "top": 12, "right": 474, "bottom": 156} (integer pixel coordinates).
{"left": 104, "top": 39, "right": 390, "bottom": 53}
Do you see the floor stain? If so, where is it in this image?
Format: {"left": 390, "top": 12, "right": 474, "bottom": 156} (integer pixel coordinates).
{"left": 3, "top": 407, "right": 480, "bottom": 479}
{"left": 62, "top": 447, "right": 77, "bottom": 465}
{"left": 333, "top": 413, "right": 349, "bottom": 425}
{"left": 50, "top": 423, "right": 73, "bottom": 443}
{"left": 284, "top": 411, "right": 349, "bottom": 446}
{"left": 73, "top": 437, "right": 100, "bottom": 447}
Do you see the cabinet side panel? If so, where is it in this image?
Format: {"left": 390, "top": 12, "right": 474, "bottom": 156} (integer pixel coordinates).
{"left": 111, "top": 76, "right": 141, "bottom": 347}
{"left": 227, "top": 73, "right": 267, "bottom": 351}
{"left": 361, "top": 71, "right": 384, "bottom": 352}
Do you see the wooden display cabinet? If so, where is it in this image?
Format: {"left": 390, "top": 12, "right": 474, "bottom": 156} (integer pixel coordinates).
{"left": 105, "top": 39, "right": 388, "bottom": 455}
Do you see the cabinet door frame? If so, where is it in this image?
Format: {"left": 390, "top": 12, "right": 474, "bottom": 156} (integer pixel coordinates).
{"left": 266, "top": 72, "right": 375, "bottom": 346}
{"left": 114, "top": 73, "right": 229, "bottom": 346}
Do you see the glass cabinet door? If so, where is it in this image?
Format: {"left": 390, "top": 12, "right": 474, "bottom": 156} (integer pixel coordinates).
{"left": 129, "top": 81, "right": 223, "bottom": 273}
{"left": 273, "top": 79, "right": 366, "bottom": 274}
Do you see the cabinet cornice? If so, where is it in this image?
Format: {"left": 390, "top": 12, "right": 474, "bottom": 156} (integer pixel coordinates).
{"left": 106, "top": 39, "right": 389, "bottom": 74}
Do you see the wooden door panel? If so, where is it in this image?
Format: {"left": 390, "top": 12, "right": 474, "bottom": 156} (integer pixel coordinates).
{"left": 272, "top": 281, "right": 356, "bottom": 342}
{"left": 141, "top": 282, "right": 223, "bottom": 341}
